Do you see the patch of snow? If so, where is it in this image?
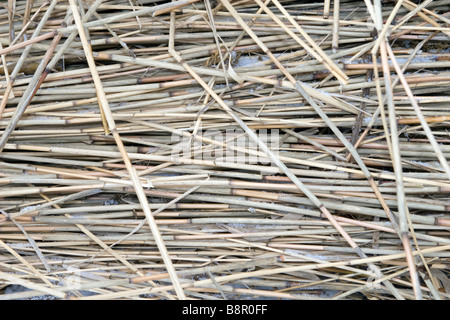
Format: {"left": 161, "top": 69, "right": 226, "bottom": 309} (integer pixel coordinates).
{"left": 363, "top": 117, "right": 372, "bottom": 125}
{"left": 234, "top": 55, "right": 263, "bottom": 68}
{"left": 19, "top": 205, "right": 39, "bottom": 214}
{"left": 409, "top": 160, "right": 443, "bottom": 170}
{"left": 103, "top": 198, "right": 118, "bottom": 206}
{"left": 7, "top": 242, "right": 31, "bottom": 248}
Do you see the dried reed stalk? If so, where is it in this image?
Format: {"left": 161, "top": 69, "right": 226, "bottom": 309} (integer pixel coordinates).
{"left": 0, "top": 0, "right": 449, "bottom": 301}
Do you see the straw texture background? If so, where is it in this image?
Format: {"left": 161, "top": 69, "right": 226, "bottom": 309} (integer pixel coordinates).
{"left": 0, "top": 0, "right": 449, "bottom": 300}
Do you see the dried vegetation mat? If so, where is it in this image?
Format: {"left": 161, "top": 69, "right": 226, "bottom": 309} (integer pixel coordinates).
{"left": 0, "top": 0, "right": 450, "bottom": 300}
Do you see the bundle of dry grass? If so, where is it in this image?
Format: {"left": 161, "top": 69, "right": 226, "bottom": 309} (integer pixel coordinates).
{"left": 0, "top": 0, "right": 449, "bottom": 300}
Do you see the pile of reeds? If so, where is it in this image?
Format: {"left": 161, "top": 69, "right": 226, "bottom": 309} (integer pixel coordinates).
{"left": 0, "top": 0, "right": 449, "bottom": 300}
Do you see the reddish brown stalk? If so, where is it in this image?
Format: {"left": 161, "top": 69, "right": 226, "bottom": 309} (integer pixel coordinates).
{"left": 0, "top": 31, "right": 57, "bottom": 56}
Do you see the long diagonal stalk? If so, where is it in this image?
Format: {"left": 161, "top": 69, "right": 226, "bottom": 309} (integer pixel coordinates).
{"left": 385, "top": 41, "right": 448, "bottom": 298}
{"left": 373, "top": 0, "right": 421, "bottom": 300}
{"left": 379, "top": 37, "right": 421, "bottom": 301}
{"left": 67, "top": 0, "right": 186, "bottom": 300}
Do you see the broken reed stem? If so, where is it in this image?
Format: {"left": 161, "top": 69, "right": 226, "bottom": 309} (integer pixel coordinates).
{"left": 324, "top": 0, "right": 331, "bottom": 19}
{"left": 332, "top": 0, "right": 340, "bottom": 53}
{"left": 374, "top": 0, "right": 421, "bottom": 299}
